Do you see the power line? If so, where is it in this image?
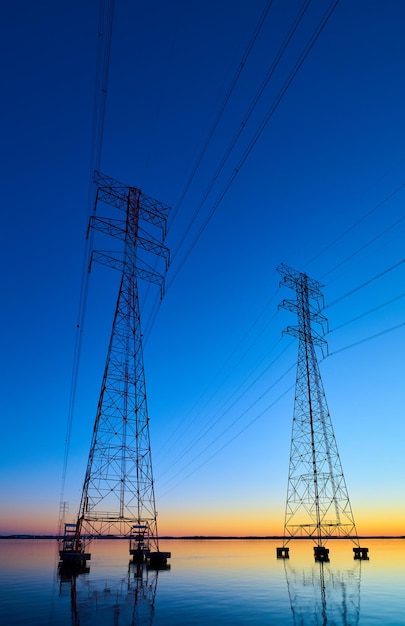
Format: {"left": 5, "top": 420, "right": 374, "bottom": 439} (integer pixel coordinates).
{"left": 168, "top": 0, "right": 275, "bottom": 232}
{"left": 158, "top": 366, "right": 295, "bottom": 495}
{"left": 328, "top": 292, "right": 405, "bottom": 334}
{"left": 166, "top": 0, "right": 340, "bottom": 292}
{"left": 169, "top": 0, "right": 310, "bottom": 262}
{"left": 326, "top": 322, "right": 405, "bottom": 358}
{"left": 90, "top": 0, "right": 115, "bottom": 177}
{"left": 304, "top": 181, "right": 405, "bottom": 272}
{"left": 157, "top": 311, "right": 404, "bottom": 497}
{"left": 155, "top": 337, "right": 292, "bottom": 479}
{"left": 155, "top": 286, "right": 281, "bottom": 457}
{"left": 59, "top": 0, "right": 115, "bottom": 516}
{"left": 325, "top": 258, "right": 405, "bottom": 309}
{"left": 320, "top": 213, "right": 405, "bottom": 282}
{"left": 157, "top": 263, "right": 404, "bottom": 494}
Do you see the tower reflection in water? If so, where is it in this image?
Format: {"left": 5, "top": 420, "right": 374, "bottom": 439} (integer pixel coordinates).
{"left": 283, "top": 556, "right": 362, "bottom": 626}
{"left": 59, "top": 559, "right": 169, "bottom": 625}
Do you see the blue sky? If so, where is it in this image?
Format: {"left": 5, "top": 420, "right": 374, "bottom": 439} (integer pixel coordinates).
{"left": 1, "top": 0, "right": 404, "bottom": 536}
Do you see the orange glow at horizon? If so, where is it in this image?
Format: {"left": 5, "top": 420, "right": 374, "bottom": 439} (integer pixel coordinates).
{"left": 157, "top": 506, "right": 404, "bottom": 538}
{"left": 1, "top": 505, "right": 403, "bottom": 537}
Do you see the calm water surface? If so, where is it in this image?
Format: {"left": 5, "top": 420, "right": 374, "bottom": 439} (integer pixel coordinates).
{"left": 0, "top": 538, "right": 404, "bottom": 625}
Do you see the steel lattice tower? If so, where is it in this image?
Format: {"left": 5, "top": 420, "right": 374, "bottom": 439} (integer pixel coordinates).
{"left": 276, "top": 264, "right": 368, "bottom": 561}
{"left": 60, "top": 171, "right": 170, "bottom": 566}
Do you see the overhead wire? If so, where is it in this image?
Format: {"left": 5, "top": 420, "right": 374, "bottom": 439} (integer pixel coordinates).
{"left": 156, "top": 284, "right": 281, "bottom": 456}
{"left": 320, "top": 213, "right": 405, "bottom": 282}
{"left": 328, "top": 292, "right": 405, "bottom": 333}
{"left": 325, "top": 258, "right": 405, "bottom": 309}
{"left": 159, "top": 382, "right": 294, "bottom": 498}
{"left": 303, "top": 181, "right": 405, "bottom": 273}
{"left": 158, "top": 363, "right": 296, "bottom": 494}
{"left": 141, "top": 2, "right": 278, "bottom": 345}
{"left": 154, "top": 0, "right": 349, "bottom": 490}
{"left": 59, "top": 0, "right": 116, "bottom": 518}
{"left": 166, "top": 0, "right": 341, "bottom": 292}
{"left": 169, "top": 0, "right": 310, "bottom": 261}
{"left": 158, "top": 253, "right": 405, "bottom": 493}
{"left": 326, "top": 322, "right": 405, "bottom": 358}
{"left": 59, "top": 0, "right": 280, "bottom": 511}
{"left": 61, "top": 0, "right": 403, "bottom": 503}
{"left": 155, "top": 335, "right": 292, "bottom": 479}
{"left": 168, "top": 0, "right": 275, "bottom": 231}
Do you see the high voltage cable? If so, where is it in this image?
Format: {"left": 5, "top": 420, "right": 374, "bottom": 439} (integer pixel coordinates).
{"left": 60, "top": 0, "right": 401, "bottom": 507}
{"left": 166, "top": 0, "right": 340, "bottom": 292}
{"left": 326, "top": 322, "right": 405, "bottom": 358}
{"left": 155, "top": 337, "right": 292, "bottom": 479}
{"left": 155, "top": 258, "right": 404, "bottom": 494}
{"left": 156, "top": 286, "right": 281, "bottom": 456}
{"left": 155, "top": 270, "right": 404, "bottom": 493}
{"left": 168, "top": 0, "right": 274, "bottom": 231}
{"left": 325, "top": 259, "right": 405, "bottom": 309}
{"left": 159, "top": 383, "right": 295, "bottom": 497}
{"left": 328, "top": 292, "right": 405, "bottom": 333}
{"left": 128, "top": 0, "right": 277, "bottom": 343}
{"left": 320, "top": 213, "right": 405, "bottom": 282}
{"left": 304, "top": 181, "right": 405, "bottom": 272}
{"left": 158, "top": 364, "right": 296, "bottom": 493}
{"left": 91, "top": 0, "right": 115, "bottom": 176}
{"left": 141, "top": 2, "right": 277, "bottom": 342}
{"left": 157, "top": 264, "right": 404, "bottom": 492}
{"left": 169, "top": 0, "right": 310, "bottom": 260}
{"left": 158, "top": 314, "right": 404, "bottom": 495}
{"left": 59, "top": 0, "right": 115, "bottom": 514}
{"left": 159, "top": 202, "right": 403, "bottom": 460}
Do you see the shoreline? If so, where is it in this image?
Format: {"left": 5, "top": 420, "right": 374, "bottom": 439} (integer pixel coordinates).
{"left": 1, "top": 534, "right": 404, "bottom": 540}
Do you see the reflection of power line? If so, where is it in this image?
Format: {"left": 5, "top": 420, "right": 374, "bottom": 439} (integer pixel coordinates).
{"left": 284, "top": 556, "right": 362, "bottom": 626}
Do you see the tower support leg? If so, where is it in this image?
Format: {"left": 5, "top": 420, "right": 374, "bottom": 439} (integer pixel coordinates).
{"left": 353, "top": 547, "right": 369, "bottom": 560}
{"left": 314, "top": 546, "right": 329, "bottom": 562}
{"left": 276, "top": 547, "right": 290, "bottom": 558}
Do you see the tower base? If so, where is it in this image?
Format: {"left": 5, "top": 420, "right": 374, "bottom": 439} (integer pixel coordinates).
{"left": 276, "top": 547, "right": 290, "bottom": 559}
{"left": 353, "top": 547, "right": 369, "bottom": 560}
{"left": 59, "top": 550, "right": 91, "bottom": 566}
{"left": 314, "top": 546, "right": 329, "bottom": 562}
{"left": 130, "top": 550, "right": 171, "bottom": 565}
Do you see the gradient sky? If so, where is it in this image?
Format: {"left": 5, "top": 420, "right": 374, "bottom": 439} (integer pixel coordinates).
{"left": 1, "top": 0, "right": 404, "bottom": 537}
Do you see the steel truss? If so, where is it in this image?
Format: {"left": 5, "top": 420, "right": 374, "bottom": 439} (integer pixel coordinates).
{"left": 60, "top": 171, "right": 170, "bottom": 562}
{"left": 276, "top": 264, "right": 367, "bottom": 559}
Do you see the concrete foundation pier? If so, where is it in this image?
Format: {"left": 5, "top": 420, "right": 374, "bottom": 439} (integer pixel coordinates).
{"left": 314, "top": 546, "right": 330, "bottom": 562}
{"left": 276, "top": 547, "right": 290, "bottom": 559}
{"left": 149, "top": 551, "right": 171, "bottom": 565}
{"left": 353, "top": 547, "right": 369, "bottom": 560}
{"left": 59, "top": 550, "right": 91, "bottom": 569}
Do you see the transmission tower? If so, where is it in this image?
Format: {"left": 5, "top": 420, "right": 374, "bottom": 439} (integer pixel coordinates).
{"left": 275, "top": 264, "right": 368, "bottom": 561}
{"left": 59, "top": 171, "right": 170, "bottom": 567}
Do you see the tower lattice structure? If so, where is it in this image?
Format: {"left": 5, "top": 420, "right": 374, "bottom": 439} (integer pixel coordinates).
{"left": 60, "top": 171, "right": 170, "bottom": 564}
{"left": 276, "top": 264, "right": 368, "bottom": 561}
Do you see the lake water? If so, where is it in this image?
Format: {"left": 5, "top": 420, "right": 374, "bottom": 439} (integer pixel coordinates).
{"left": 0, "top": 538, "right": 404, "bottom": 625}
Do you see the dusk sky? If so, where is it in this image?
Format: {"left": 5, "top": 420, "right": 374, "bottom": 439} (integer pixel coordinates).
{"left": 1, "top": 0, "right": 404, "bottom": 537}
